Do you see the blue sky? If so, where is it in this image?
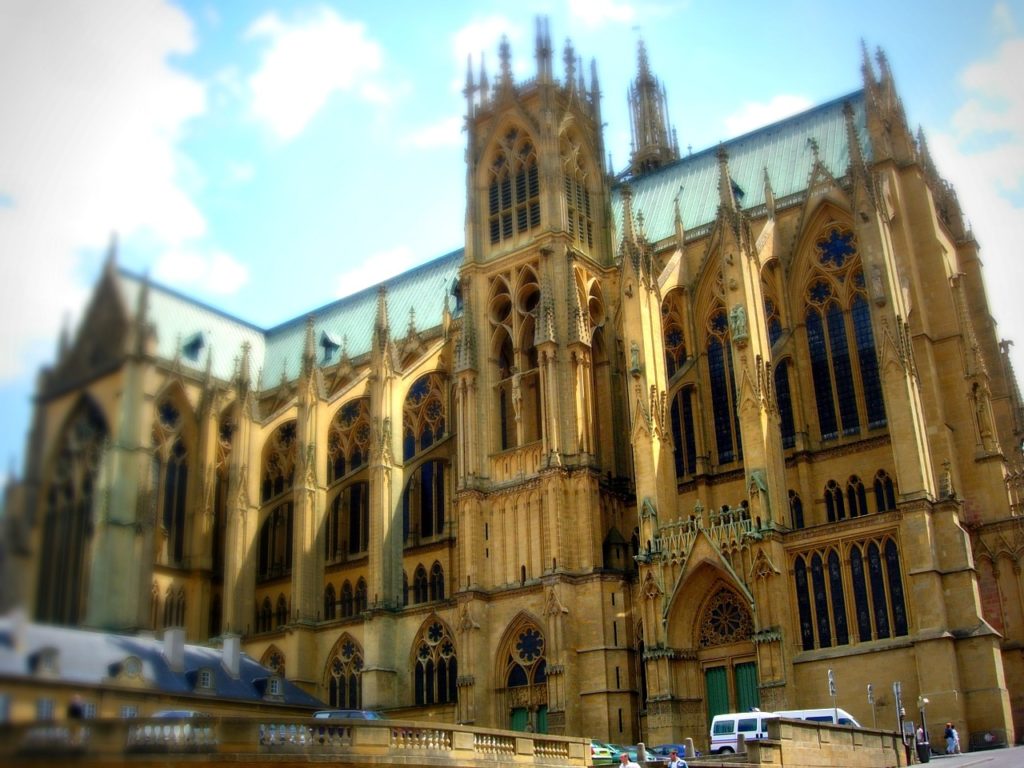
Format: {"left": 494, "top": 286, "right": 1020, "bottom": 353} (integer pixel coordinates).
{"left": 1, "top": 0, "right": 1023, "bottom": 486}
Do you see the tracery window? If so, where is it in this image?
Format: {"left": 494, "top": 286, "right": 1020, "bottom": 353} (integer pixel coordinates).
{"left": 670, "top": 387, "right": 698, "bottom": 480}
{"left": 327, "top": 399, "right": 371, "bottom": 483}
{"left": 275, "top": 594, "right": 288, "bottom": 627}
{"left": 775, "top": 359, "right": 797, "bottom": 449}
{"left": 37, "top": 398, "right": 107, "bottom": 625}
{"left": 803, "top": 225, "right": 886, "bottom": 441}
{"left": 500, "top": 620, "right": 548, "bottom": 728}
{"left": 663, "top": 291, "right": 688, "bottom": 379}
{"left": 326, "top": 635, "right": 364, "bottom": 708}
{"left": 561, "top": 133, "right": 593, "bottom": 251}
{"left": 152, "top": 397, "right": 190, "bottom": 566}
{"left": 212, "top": 412, "right": 234, "bottom": 581}
{"left": 403, "top": 374, "right": 447, "bottom": 460}
{"left": 706, "top": 306, "right": 742, "bottom": 465}
{"left": 489, "top": 128, "right": 540, "bottom": 246}
{"left": 699, "top": 588, "right": 753, "bottom": 647}
{"left": 874, "top": 470, "right": 897, "bottom": 512}
{"left": 413, "top": 618, "right": 458, "bottom": 706}
{"left": 795, "top": 536, "right": 908, "bottom": 650}
{"left": 257, "top": 597, "right": 272, "bottom": 633}
{"left": 488, "top": 267, "right": 542, "bottom": 451}
{"left": 261, "top": 421, "right": 296, "bottom": 502}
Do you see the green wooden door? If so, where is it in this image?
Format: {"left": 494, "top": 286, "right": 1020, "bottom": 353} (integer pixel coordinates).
{"left": 735, "top": 662, "right": 760, "bottom": 712}
{"left": 536, "top": 705, "right": 548, "bottom": 733}
{"left": 510, "top": 707, "right": 528, "bottom": 731}
{"left": 705, "top": 666, "right": 729, "bottom": 724}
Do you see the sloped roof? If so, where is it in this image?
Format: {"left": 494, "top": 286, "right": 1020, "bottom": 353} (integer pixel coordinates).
{"left": 0, "top": 615, "right": 322, "bottom": 708}
{"left": 106, "top": 92, "right": 865, "bottom": 392}
{"left": 610, "top": 89, "right": 867, "bottom": 245}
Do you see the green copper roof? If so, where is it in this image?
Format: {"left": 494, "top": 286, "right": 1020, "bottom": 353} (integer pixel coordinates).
{"left": 110, "top": 91, "right": 866, "bottom": 392}
{"left": 611, "top": 89, "right": 868, "bottom": 245}
{"left": 115, "top": 249, "right": 463, "bottom": 387}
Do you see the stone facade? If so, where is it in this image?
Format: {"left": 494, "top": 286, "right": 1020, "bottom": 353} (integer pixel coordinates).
{"left": 3, "top": 23, "right": 1022, "bottom": 754}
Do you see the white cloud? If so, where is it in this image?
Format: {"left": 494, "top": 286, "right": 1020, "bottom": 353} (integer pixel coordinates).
{"left": 333, "top": 245, "right": 419, "bottom": 298}
{"left": 993, "top": 1, "right": 1017, "bottom": 36}
{"left": 928, "top": 33, "right": 1024, "bottom": 373}
{"left": 402, "top": 116, "right": 464, "bottom": 150}
{"left": 723, "top": 95, "right": 813, "bottom": 138}
{"left": 0, "top": 0, "right": 207, "bottom": 382}
{"left": 569, "top": 0, "right": 636, "bottom": 28}
{"left": 152, "top": 247, "right": 249, "bottom": 295}
{"left": 246, "top": 6, "right": 384, "bottom": 140}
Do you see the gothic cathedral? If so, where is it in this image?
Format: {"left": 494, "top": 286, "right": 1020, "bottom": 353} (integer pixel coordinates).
{"left": 4, "top": 21, "right": 1023, "bottom": 751}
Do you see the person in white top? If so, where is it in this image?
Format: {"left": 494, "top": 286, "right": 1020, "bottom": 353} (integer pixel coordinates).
{"left": 619, "top": 751, "right": 641, "bottom": 768}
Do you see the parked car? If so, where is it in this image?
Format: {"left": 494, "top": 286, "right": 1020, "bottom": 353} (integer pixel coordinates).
{"left": 312, "top": 709, "right": 385, "bottom": 720}
{"left": 151, "top": 710, "right": 210, "bottom": 718}
{"left": 650, "top": 743, "right": 694, "bottom": 760}
{"left": 591, "top": 739, "right": 614, "bottom": 764}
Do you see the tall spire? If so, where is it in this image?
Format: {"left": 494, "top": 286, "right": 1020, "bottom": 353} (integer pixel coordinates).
{"left": 498, "top": 35, "right": 513, "bottom": 92}
{"left": 374, "top": 284, "right": 390, "bottom": 349}
{"left": 627, "top": 38, "right": 679, "bottom": 177}
{"left": 535, "top": 16, "right": 552, "bottom": 82}
{"left": 717, "top": 145, "right": 736, "bottom": 212}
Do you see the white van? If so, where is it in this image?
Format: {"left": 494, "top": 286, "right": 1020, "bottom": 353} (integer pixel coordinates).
{"left": 774, "top": 708, "right": 861, "bottom": 727}
{"left": 709, "top": 711, "right": 774, "bottom": 754}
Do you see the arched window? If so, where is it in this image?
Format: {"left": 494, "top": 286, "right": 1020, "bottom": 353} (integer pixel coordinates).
{"left": 258, "top": 503, "right": 293, "bottom": 581}
{"left": 163, "top": 588, "right": 175, "bottom": 629}
{"left": 175, "top": 589, "right": 186, "bottom": 627}
{"left": 403, "top": 374, "right": 447, "bottom": 461}
{"left": 429, "top": 562, "right": 445, "bottom": 601}
{"left": 500, "top": 621, "right": 548, "bottom": 733}
{"left": 789, "top": 490, "right": 805, "bottom": 529}
{"left": 261, "top": 421, "right": 297, "bottom": 502}
{"left": 874, "top": 470, "right": 897, "bottom": 512}
{"left": 810, "top": 554, "right": 831, "bottom": 648}
{"left": 402, "top": 460, "right": 447, "bottom": 544}
{"left": 327, "top": 482, "right": 368, "bottom": 557}
{"left": 327, "top": 399, "right": 371, "bottom": 483}
{"left": 37, "top": 399, "right": 107, "bottom": 625}
{"left": 414, "top": 618, "right": 458, "bottom": 706}
{"left": 849, "top": 538, "right": 909, "bottom": 642}
{"left": 775, "top": 360, "right": 797, "bottom": 449}
{"left": 847, "top": 475, "right": 868, "bottom": 516}
{"left": 355, "top": 579, "right": 368, "bottom": 613}
{"left": 257, "top": 597, "right": 272, "bottom": 633}
{"left": 803, "top": 226, "right": 886, "bottom": 441}
{"left": 326, "top": 635, "right": 364, "bottom": 708}
{"left": 824, "top": 480, "right": 845, "bottom": 522}
{"left": 403, "top": 572, "right": 409, "bottom": 606}
{"left": 670, "top": 387, "right": 697, "bottom": 480}
{"left": 275, "top": 594, "right": 288, "bottom": 627}
{"left": 706, "top": 306, "right": 741, "bottom": 465}
{"left": 413, "top": 565, "right": 428, "bottom": 604}
{"left": 340, "top": 582, "right": 354, "bottom": 618}
{"left": 828, "top": 550, "right": 849, "bottom": 646}
{"left": 794, "top": 561, "right": 811, "bottom": 651}
{"left": 663, "top": 292, "right": 688, "bottom": 379}
{"left": 324, "top": 584, "right": 337, "bottom": 621}
{"left": 152, "top": 397, "right": 190, "bottom": 566}
{"left": 489, "top": 128, "right": 540, "bottom": 246}
{"left": 561, "top": 132, "right": 593, "bottom": 251}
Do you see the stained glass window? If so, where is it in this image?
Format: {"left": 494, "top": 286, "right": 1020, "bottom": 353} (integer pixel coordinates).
{"left": 816, "top": 227, "right": 856, "bottom": 268}
{"left": 853, "top": 296, "right": 886, "bottom": 427}
{"left": 847, "top": 475, "right": 868, "bottom": 516}
{"left": 671, "top": 387, "right": 697, "bottom": 479}
{"left": 789, "top": 490, "right": 805, "bottom": 529}
{"left": 850, "top": 545, "right": 872, "bottom": 642}
{"left": 874, "top": 470, "right": 897, "bottom": 512}
{"left": 828, "top": 550, "right": 849, "bottom": 646}
{"left": 886, "top": 540, "right": 909, "bottom": 636}
{"left": 414, "top": 619, "right": 458, "bottom": 706}
{"left": 795, "top": 557, "right": 815, "bottom": 650}
{"left": 775, "top": 360, "right": 796, "bottom": 449}
{"left": 806, "top": 309, "right": 838, "bottom": 440}
{"left": 811, "top": 554, "right": 832, "bottom": 647}
{"left": 868, "top": 543, "right": 890, "bottom": 639}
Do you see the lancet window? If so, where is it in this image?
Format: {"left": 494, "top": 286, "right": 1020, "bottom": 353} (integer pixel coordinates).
{"left": 706, "top": 306, "right": 742, "bottom": 465}
{"left": 258, "top": 503, "right": 293, "bottom": 581}
{"left": 764, "top": 296, "right": 797, "bottom": 448}
{"left": 326, "top": 635, "right": 364, "bottom": 708}
{"left": 152, "top": 396, "right": 190, "bottom": 567}
{"left": 324, "top": 584, "right": 337, "bottom": 620}
{"left": 403, "top": 460, "right": 446, "bottom": 544}
{"left": 803, "top": 225, "right": 886, "bottom": 441}
{"left": 499, "top": 619, "right": 548, "bottom": 733}
{"left": 488, "top": 128, "right": 540, "bottom": 246}
{"left": 794, "top": 536, "right": 908, "bottom": 650}
{"left": 789, "top": 490, "right": 805, "bottom": 529}
{"left": 325, "top": 482, "right": 369, "bottom": 560}
{"left": 413, "top": 618, "right": 458, "bottom": 706}
{"left": 670, "top": 386, "right": 697, "bottom": 480}
{"left": 874, "top": 470, "right": 897, "bottom": 511}
{"left": 561, "top": 132, "right": 593, "bottom": 251}
{"left": 403, "top": 374, "right": 447, "bottom": 460}
{"left": 663, "top": 291, "right": 688, "bottom": 379}
{"left": 36, "top": 398, "right": 107, "bottom": 625}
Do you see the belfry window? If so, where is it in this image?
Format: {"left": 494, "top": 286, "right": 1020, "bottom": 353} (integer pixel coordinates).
{"left": 561, "top": 133, "right": 593, "bottom": 251}
{"left": 488, "top": 128, "right": 540, "bottom": 246}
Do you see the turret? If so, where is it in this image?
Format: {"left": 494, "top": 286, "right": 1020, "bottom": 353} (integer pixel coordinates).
{"left": 627, "top": 39, "right": 679, "bottom": 177}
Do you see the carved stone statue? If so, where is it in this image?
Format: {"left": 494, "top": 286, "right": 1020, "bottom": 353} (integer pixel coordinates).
{"left": 729, "top": 304, "right": 747, "bottom": 340}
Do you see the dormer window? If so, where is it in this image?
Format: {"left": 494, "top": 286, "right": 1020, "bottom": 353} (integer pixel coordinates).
{"left": 268, "top": 676, "right": 282, "bottom": 697}
{"left": 320, "top": 331, "right": 341, "bottom": 364}
{"left": 198, "top": 668, "right": 214, "bottom": 690}
{"left": 30, "top": 647, "right": 59, "bottom": 677}
{"left": 182, "top": 332, "right": 205, "bottom": 361}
